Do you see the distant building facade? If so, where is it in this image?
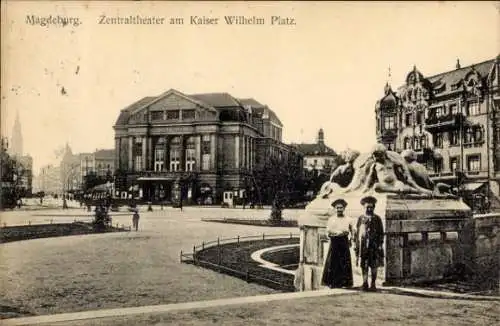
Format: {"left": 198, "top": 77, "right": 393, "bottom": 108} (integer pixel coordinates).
{"left": 375, "top": 56, "right": 500, "bottom": 205}
{"left": 291, "top": 129, "right": 339, "bottom": 175}
{"left": 113, "top": 89, "right": 302, "bottom": 204}
{"left": 80, "top": 149, "right": 115, "bottom": 190}
{"left": 80, "top": 149, "right": 115, "bottom": 178}
{"left": 59, "top": 144, "right": 81, "bottom": 193}
{"left": 39, "top": 164, "right": 62, "bottom": 195}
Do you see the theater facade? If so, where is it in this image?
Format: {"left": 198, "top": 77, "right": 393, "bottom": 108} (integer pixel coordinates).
{"left": 113, "top": 89, "right": 302, "bottom": 205}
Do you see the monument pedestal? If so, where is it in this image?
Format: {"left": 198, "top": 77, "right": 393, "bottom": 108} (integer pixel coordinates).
{"left": 295, "top": 193, "right": 473, "bottom": 291}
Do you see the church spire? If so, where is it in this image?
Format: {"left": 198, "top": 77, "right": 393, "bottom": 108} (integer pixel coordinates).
{"left": 384, "top": 66, "right": 393, "bottom": 95}
{"left": 10, "top": 110, "right": 23, "bottom": 156}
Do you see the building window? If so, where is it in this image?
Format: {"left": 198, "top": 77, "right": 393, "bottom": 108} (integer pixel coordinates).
{"left": 434, "top": 158, "right": 443, "bottom": 173}
{"left": 154, "top": 148, "right": 165, "bottom": 172}
{"left": 420, "top": 135, "right": 428, "bottom": 149}
{"left": 202, "top": 135, "right": 211, "bottom": 154}
{"left": 474, "top": 126, "right": 483, "bottom": 142}
{"left": 467, "top": 155, "right": 481, "bottom": 172}
{"left": 434, "top": 133, "right": 444, "bottom": 148}
{"left": 414, "top": 137, "right": 421, "bottom": 151}
{"left": 467, "top": 102, "right": 480, "bottom": 116}
{"left": 185, "top": 149, "right": 196, "bottom": 171}
{"left": 170, "top": 149, "right": 180, "bottom": 171}
{"left": 405, "top": 113, "right": 412, "bottom": 127}
{"left": 450, "top": 104, "right": 458, "bottom": 115}
{"left": 185, "top": 137, "right": 196, "bottom": 171}
{"left": 404, "top": 137, "right": 411, "bottom": 150}
{"left": 383, "top": 116, "right": 395, "bottom": 130}
{"left": 416, "top": 111, "right": 423, "bottom": 125}
{"left": 151, "top": 111, "right": 164, "bottom": 121}
{"left": 436, "top": 106, "right": 445, "bottom": 117}
{"left": 166, "top": 110, "right": 180, "bottom": 120}
{"left": 464, "top": 126, "right": 483, "bottom": 144}
{"left": 449, "top": 130, "right": 459, "bottom": 146}
{"left": 133, "top": 139, "right": 143, "bottom": 171}
{"left": 464, "top": 127, "right": 474, "bottom": 144}
{"left": 169, "top": 136, "right": 181, "bottom": 171}
{"left": 450, "top": 157, "right": 459, "bottom": 172}
{"left": 202, "top": 154, "right": 210, "bottom": 170}
{"left": 182, "top": 110, "right": 196, "bottom": 120}
{"left": 134, "top": 155, "right": 143, "bottom": 172}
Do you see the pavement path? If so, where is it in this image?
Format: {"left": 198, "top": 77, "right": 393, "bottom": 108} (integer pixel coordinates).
{"left": 0, "top": 206, "right": 302, "bottom": 227}
{"left": 3, "top": 286, "right": 498, "bottom": 326}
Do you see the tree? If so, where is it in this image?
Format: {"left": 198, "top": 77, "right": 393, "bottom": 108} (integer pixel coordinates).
{"left": 1, "top": 138, "right": 20, "bottom": 209}
{"left": 254, "top": 152, "right": 306, "bottom": 205}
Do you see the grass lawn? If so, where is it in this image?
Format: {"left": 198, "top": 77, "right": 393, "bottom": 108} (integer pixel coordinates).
{"left": 53, "top": 293, "right": 500, "bottom": 326}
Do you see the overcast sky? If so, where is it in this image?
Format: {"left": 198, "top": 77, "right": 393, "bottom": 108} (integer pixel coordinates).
{"left": 1, "top": 1, "right": 499, "bottom": 173}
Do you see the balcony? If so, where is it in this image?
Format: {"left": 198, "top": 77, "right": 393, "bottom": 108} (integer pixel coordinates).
{"left": 428, "top": 171, "right": 456, "bottom": 179}
{"left": 465, "top": 170, "right": 488, "bottom": 179}
{"left": 377, "top": 129, "right": 398, "bottom": 142}
{"left": 424, "top": 113, "right": 465, "bottom": 133}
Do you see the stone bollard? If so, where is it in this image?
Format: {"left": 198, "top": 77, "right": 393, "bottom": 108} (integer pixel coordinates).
{"left": 148, "top": 202, "right": 153, "bottom": 212}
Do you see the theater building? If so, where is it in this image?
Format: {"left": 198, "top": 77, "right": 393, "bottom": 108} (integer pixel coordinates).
{"left": 113, "top": 89, "right": 301, "bottom": 204}
{"left": 375, "top": 56, "right": 500, "bottom": 206}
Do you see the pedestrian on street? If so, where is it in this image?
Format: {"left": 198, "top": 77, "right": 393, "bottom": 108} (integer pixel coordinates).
{"left": 132, "top": 208, "right": 140, "bottom": 231}
{"left": 354, "top": 195, "right": 384, "bottom": 291}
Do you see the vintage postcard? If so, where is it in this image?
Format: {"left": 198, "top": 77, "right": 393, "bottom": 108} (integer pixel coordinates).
{"left": 1, "top": 1, "right": 499, "bottom": 325}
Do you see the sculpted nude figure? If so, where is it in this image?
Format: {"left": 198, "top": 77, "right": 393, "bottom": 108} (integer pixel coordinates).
{"left": 401, "top": 149, "right": 452, "bottom": 195}
{"left": 361, "top": 144, "right": 433, "bottom": 195}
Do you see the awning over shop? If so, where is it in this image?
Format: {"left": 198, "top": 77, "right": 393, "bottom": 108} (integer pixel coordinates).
{"left": 462, "top": 182, "right": 485, "bottom": 192}
{"left": 90, "top": 183, "right": 112, "bottom": 192}
{"left": 137, "top": 177, "right": 171, "bottom": 181}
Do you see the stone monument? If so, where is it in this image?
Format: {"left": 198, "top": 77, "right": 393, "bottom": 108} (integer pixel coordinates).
{"left": 295, "top": 144, "right": 473, "bottom": 291}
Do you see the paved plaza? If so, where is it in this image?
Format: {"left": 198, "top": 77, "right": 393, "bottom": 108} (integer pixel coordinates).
{"left": 0, "top": 207, "right": 298, "bottom": 317}
{"left": 1, "top": 206, "right": 498, "bottom": 325}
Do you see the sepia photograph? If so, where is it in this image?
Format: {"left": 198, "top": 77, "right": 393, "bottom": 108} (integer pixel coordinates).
{"left": 0, "top": 1, "right": 499, "bottom": 325}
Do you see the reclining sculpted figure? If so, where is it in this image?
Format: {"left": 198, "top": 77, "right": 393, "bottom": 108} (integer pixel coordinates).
{"left": 356, "top": 144, "right": 434, "bottom": 194}
{"left": 318, "top": 144, "right": 456, "bottom": 199}
{"left": 319, "top": 150, "right": 359, "bottom": 198}
{"left": 400, "top": 149, "right": 452, "bottom": 194}
{"left": 335, "top": 144, "right": 434, "bottom": 195}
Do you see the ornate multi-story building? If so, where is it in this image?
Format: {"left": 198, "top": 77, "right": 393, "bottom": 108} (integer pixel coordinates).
{"left": 113, "top": 89, "right": 302, "bottom": 204}
{"left": 375, "top": 55, "right": 500, "bottom": 205}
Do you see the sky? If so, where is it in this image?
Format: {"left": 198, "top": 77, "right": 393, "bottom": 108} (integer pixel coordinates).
{"left": 1, "top": 1, "right": 499, "bottom": 174}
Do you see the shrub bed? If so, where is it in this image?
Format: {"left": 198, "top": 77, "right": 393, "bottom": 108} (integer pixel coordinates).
{"left": 194, "top": 238, "right": 299, "bottom": 291}
{"left": 0, "top": 222, "right": 128, "bottom": 244}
